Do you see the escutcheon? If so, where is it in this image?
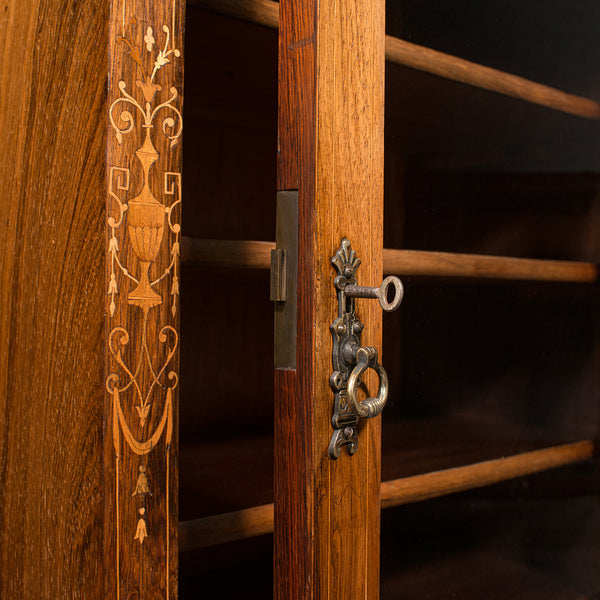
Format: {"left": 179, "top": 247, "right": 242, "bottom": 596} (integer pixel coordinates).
{"left": 328, "top": 239, "right": 403, "bottom": 459}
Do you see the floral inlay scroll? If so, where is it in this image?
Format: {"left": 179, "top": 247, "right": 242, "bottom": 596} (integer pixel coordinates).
{"left": 106, "top": 1, "right": 182, "bottom": 598}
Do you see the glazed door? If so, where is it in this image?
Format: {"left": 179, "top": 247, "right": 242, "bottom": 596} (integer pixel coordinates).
{"left": 274, "top": 0, "right": 386, "bottom": 598}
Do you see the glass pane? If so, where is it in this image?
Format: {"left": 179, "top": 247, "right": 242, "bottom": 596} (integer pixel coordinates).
{"left": 382, "top": 2, "right": 600, "bottom": 597}
{"left": 178, "top": 7, "right": 277, "bottom": 597}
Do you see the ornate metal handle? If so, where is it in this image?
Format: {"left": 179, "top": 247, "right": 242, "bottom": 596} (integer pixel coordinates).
{"left": 347, "top": 347, "right": 388, "bottom": 419}
{"left": 328, "top": 239, "right": 403, "bottom": 459}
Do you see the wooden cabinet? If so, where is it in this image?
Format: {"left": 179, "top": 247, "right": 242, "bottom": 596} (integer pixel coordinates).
{"left": 1, "top": 1, "right": 599, "bottom": 598}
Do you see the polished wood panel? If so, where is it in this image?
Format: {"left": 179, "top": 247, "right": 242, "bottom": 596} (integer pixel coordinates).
{"left": 274, "top": 0, "right": 316, "bottom": 594}
{"left": 180, "top": 237, "right": 598, "bottom": 282}
{"left": 275, "top": 0, "right": 385, "bottom": 597}
{"left": 105, "top": 1, "right": 184, "bottom": 598}
{"left": 190, "top": 0, "right": 600, "bottom": 119}
{"left": 315, "top": 0, "right": 384, "bottom": 596}
{"left": 0, "top": 0, "right": 107, "bottom": 597}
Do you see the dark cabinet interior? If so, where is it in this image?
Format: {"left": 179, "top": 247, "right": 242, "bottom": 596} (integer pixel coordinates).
{"left": 179, "top": 2, "right": 600, "bottom": 597}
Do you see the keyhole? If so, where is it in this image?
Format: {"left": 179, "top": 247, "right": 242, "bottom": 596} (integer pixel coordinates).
{"left": 345, "top": 295, "right": 353, "bottom": 314}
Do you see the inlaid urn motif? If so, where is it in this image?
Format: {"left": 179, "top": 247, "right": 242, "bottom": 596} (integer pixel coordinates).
{"left": 106, "top": 4, "right": 182, "bottom": 595}
{"left": 127, "top": 131, "right": 165, "bottom": 311}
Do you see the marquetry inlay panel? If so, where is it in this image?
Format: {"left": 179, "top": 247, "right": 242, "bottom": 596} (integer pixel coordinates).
{"left": 105, "top": 1, "right": 183, "bottom": 597}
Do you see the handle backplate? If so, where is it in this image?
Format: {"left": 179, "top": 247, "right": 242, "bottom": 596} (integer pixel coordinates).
{"left": 328, "top": 239, "right": 401, "bottom": 459}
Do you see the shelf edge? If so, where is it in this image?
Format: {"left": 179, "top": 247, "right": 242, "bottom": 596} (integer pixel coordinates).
{"left": 188, "top": 0, "right": 600, "bottom": 119}
{"left": 179, "top": 439, "right": 595, "bottom": 551}
{"left": 181, "top": 238, "right": 598, "bottom": 283}
{"left": 381, "top": 439, "right": 595, "bottom": 509}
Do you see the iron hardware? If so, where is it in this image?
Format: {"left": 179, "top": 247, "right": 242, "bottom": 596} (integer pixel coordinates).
{"left": 272, "top": 191, "right": 298, "bottom": 369}
{"left": 328, "top": 239, "right": 403, "bottom": 459}
{"left": 270, "top": 249, "right": 287, "bottom": 302}
{"left": 344, "top": 276, "right": 403, "bottom": 312}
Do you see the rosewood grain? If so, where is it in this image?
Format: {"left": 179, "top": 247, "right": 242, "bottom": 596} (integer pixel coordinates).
{"left": 274, "top": 0, "right": 317, "bottom": 596}
{"left": 276, "top": 0, "right": 385, "bottom": 597}
{"left": 0, "top": 0, "right": 107, "bottom": 597}
{"left": 105, "top": 1, "right": 184, "bottom": 598}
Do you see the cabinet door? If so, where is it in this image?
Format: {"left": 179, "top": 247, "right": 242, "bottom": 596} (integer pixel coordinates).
{"left": 275, "top": 0, "right": 386, "bottom": 598}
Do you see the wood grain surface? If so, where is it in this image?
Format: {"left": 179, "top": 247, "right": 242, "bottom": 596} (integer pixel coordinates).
{"left": 275, "top": 0, "right": 385, "bottom": 597}
{"left": 274, "top": 0, "right": 317, "bottom": 597}
{"left": 105, "top": 1, "right": 184, "bottom": 598}
{"left": 0, "top": 0, "right": 107, "bottom": 597}
{"left": 317, "top": 0, "right": 385, "bottom": 593}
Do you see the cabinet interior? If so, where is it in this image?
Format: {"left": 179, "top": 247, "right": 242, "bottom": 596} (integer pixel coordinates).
{"left": 179, "top": 2, "right": 600, "bottom": 597}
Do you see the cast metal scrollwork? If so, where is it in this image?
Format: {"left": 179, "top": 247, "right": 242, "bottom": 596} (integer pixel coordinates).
{"left": 328, "top": 239, "right": 403, "bottom": 459}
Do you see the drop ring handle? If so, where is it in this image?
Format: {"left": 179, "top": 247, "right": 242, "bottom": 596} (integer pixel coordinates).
{"left": 346, "top": 346, "right": 389, "bottom": 419}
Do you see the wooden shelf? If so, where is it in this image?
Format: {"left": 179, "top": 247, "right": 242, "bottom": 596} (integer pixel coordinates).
{"left": 381, "top": 439, "right": 593, "bottom": 509}
{"left": 181, "top": 237, "right": 273, "bottom": 269}
{"left": 384, "top": 36, "right": 600, "bottom": 120}
{"left": 179, "top": 417, "right": 595, "bottom": 550}
{"left": 188, "top": 0, "right": 278, "bottom": 29}
{"left": 188, "top": 0, "right": 600, "bottom": 119}
{"left": 182, "top": 494, "right": 600, "bottom": 600}
{"left": 181, "top": 237, "right": 598, "bottom": 282}
{"left": 184, "top": 7, "right": 600, "bottom": 171}
{"left": 180, "top": 503, "right": 273, "bottom": 552}
{"left": 180, "top": 496, "right": 600, "bottom": 598}
{"left": 383, "top": 249, "right": 597, "bottom": 282}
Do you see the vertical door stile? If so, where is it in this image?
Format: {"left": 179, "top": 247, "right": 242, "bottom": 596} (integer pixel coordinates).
{"left": 105, "top": 1, "right": 184, "bottom": 598}
{"left": 276, "top": 0, "right": 386, "bottom": 598}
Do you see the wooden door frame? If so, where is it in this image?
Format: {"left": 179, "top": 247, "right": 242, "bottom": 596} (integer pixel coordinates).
{"left": 276, "top": 0, "right": 386, "bottom": 597}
